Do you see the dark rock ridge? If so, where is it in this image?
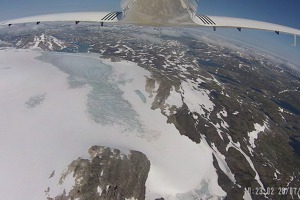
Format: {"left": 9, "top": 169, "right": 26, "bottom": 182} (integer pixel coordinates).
{"left": 48, "top": 146, "right": 150, "bottom": 200}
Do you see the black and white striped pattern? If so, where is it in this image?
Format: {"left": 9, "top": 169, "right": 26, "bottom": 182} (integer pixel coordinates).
{"left": 197, "top": 15, "right": 216, "bottom": 25}
{"left": 101, "top": 12, "right": 122, "bottom": 21}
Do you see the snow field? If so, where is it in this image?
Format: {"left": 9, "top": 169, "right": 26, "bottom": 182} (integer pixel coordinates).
{"left": 0, "top": 49, "right": 226, "bottom": 199}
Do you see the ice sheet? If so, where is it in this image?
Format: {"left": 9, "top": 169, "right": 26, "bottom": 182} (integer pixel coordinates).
{"left": 0, "top": 49, "right": 225, "bottom": 200}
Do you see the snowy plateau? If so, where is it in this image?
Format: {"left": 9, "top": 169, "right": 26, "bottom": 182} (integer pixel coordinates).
{"left": 0, "top": 25, "right": 300, "bottom": 200}
{"left": 0, "top": 49, "right": 223, "bottom": 200}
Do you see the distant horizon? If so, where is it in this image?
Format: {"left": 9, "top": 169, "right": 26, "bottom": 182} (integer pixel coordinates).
{"left": 0, "top": 0, "right": 299, "bottom": 65}
{"left": 196, "top": 28, "right": 300, "bottom": 70}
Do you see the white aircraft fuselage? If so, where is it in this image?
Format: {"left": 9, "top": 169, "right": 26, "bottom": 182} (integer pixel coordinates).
{"left": 120, "top": 0, "right": 199, "bottom": 26}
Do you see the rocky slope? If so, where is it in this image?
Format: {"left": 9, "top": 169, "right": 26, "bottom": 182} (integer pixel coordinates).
{"left": 47, "top": 146, "right": 150, "bottom": 200}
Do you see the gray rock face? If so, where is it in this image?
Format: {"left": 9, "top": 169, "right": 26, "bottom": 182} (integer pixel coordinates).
{"left": 49, "top": 146, "right": 150, "bottom": 200}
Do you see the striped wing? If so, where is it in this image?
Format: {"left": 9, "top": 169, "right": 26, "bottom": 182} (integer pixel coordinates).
{"left": 0, "top": 12, "right": 123, "bottom": 26}
{"left": 194, "top": 15, "right": 300, "bottom": 36}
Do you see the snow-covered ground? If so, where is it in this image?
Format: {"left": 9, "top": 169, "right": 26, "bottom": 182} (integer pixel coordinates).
{"left": 0, "top": 49, "right": 225, "bottom": 199}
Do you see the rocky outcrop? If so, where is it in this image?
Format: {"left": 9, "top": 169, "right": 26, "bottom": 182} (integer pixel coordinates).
{"left": 15, "top": 33, "right": 66, "bottom": 51}
{"left": 49, "top": 146, "right": 150, "bottom": 200}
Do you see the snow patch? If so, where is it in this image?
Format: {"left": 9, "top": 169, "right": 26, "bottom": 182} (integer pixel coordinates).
{"left": 232, "top": 111, "right": 239, "bottom": 115}
{"left": 226, "top": 135, "right": 265, "bottom": 190}
{"left": 97, "top": 186, "right": 103, "bottom": 196}
{"left": 125, "top": 198, "right": 137, "bottom": 200}
{"left": 243, "top": 188, "right": 252, "bottom": 200}
{"left": 164, "top": 86, "right": 183, "bottom": 114}
{"left": 248, "top": 122, "right": 267, "bottom": 149}
{"left": 211, "top": 143, "right": 236, "bottom": 184}
{"left": 181, "top": 80, "right": 214, "bottom": 116}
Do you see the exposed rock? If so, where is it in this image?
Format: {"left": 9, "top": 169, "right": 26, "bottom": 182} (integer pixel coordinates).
{"left": 49, "top": 146, "right": 150, "bottom": 200}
